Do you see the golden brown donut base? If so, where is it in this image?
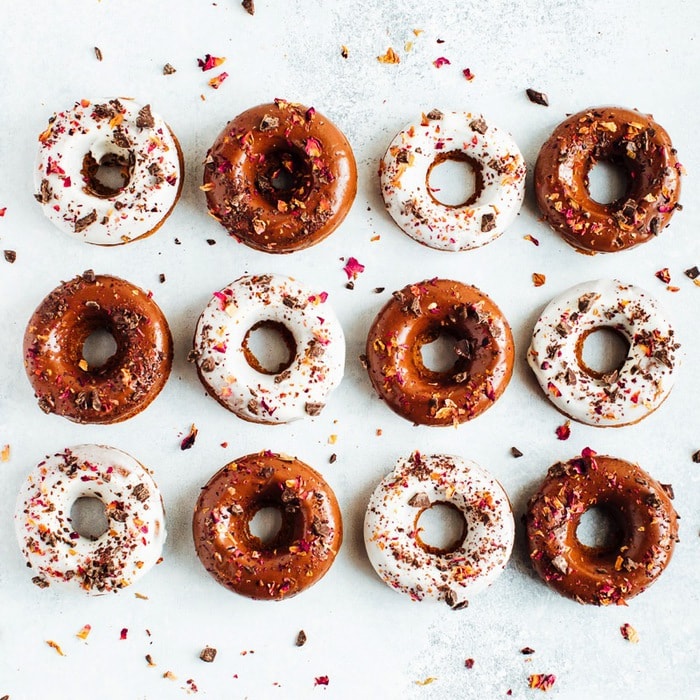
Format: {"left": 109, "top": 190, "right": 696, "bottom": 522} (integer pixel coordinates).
{"left": 23, "top": 272, "right": 173, "bottom": 424}
{"left": 526, "top": 453, "right": 678, "bottom": 605}
{"left": 203, "top": 100, "right": 357, "bottom": 253}
{"left": 534, "top": 106, "right": 681, "bottom": 254}
{"left": 365, "top": 279, "right": 515, "bottom": 426}
{"left": 192, "top": 452, "right": 343, "bottom": 600}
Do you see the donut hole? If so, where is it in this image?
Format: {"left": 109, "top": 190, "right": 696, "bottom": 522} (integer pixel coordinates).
{"left": 82, "top": 151, "right": 135, "bottom": 198}
{"left": 418, "top": 327, "right": 476, "bottom": 380}
{"left": 69, "top": 497, "right": 109, "bottom": 541}
{"left": 586, "top": 159, "right": 630, "bottom": 205}
{"left": 81, "top": 328, "right": 118, "bottom": 370}
{"left": 414, "top": 501, "right": 468, "bottom": 555}
{"left": 248, "top": 505, "right": 284, "bottom": 548}
{"left": 256, "top": 147, "right": 312, "bottom": 205}
{"left": 577, "top": 327, "right": 630, "bottom": 379}
{"left": 242, "top": 321, "right": 296, "bottom": 375}
{"left": 575, "top": 505, "right": 624, "bottom": 554}
{"left": 427, "top": 151, "right": 482, "bottom": 207}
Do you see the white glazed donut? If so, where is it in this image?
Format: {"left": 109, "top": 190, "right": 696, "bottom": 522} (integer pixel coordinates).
{"left": 527, "top": 279, "right": 681, "bottom": 427}
{"left": 34, "top": 98, "right": 183, "bottom": 245}
{"left": 379, "top": 110, "right": 526, "bottom": 251}
{"left": 193, "top": 273, "right": 345, "bottom": 424}
{"left": 15, "top": 444, "right": 166, "bottom": 594}
{"left": 364, "top": 453, "right": 514, "bottom": 608}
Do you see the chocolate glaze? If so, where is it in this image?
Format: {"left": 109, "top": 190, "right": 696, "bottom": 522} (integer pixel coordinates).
{"left": 526, "top": 453, "right": 678, "bottom": 605}
{"left": 193, "top": 452, "right": 343, "bottom": 600}
{"left": 534, "top": 107, "right": 681, "bottom": 253}
{"left": 203, "top": 100, "right": 357, "bottom": 253}
{"left": 23, "top": 273, "right": 173, "bottom": 424}
{"left": 365, "top": 279, "right": 514, "bottom": 426}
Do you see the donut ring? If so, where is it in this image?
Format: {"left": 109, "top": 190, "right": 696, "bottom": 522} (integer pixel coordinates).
{"left": 534, "top": 106, "right": 682, "bottom": 254}
{"left": 34, "top": 98, "right": 183, "bottom": 245}
{"left": 526, "top": 451, "right": 678, "bottom": 605}
{"left": 203, "top": 99, "right": 357, "bottom": 253}
{"left": 364, "top": 452, "right": 514, "bottom": 608}
{"left": 15, "top": 444, "right": 166, "bottom": 594}
{"left": 365, "top": 279, "right": 514, "bottom": 426}
{"left": 527, "top": 279, "right": 680, "bottom": 427}
{"left": 24, "top": 271, "right": 173, "bottom": 424}
{"left": 192, "top": 451, "right": 343, "bottom": 600}
{"left": 379, "top": 110, "right": 526, "bottom": 251}
{"left": 193, "top": 273, "right": 344, "bottom": 424}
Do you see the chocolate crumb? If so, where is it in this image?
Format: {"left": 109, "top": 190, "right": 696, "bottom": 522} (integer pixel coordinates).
{"left": 136, "top": 104, "right": 155, "bottom": 130}
{"left": 94, "top": 46, "right": 103, "bottom": 61}
{"left": 32, "top": 575, "right": 49, "bottom": 589}
{"left": 159, "top": 273, "right": 166, "bottom": 283}
{"left": 408, "top": 492, "right": 431, "bottom": 508}
{"left": 525, "top": 88, "right": 549, "bottom": 106}
{"left": 469, "top": 118, "right": 488, "bottom": 134}
{"left": 199, "top": 646, "right": 217, "bottom": 663}
{"left": 35, "top": 178, "right": 52, "bottom": 204}
{"left": 660, "top": 483, "right": 675, "bottom": 500}
{"left": 75, "top": 210, "right": 97, "bottom": 233}
{"left": 241, "top": 0, "right": 255, "bottom": 14}
{"left": 341, "top": 45, "right": 349, "bottom": 59}
{"left": 206, "top": 239, "right": 216, "bottom": 245}
{"left": 346, "top": 281, "right": 355, "bottom": 290}
{"left": 426, "top": 109, "right": 444, "bottom": 120}
{"left": 296, "top": 630, "right": 307, "bottom": 647}
{"left": 133, "top": 483, "right": 150, "bottom": 502}
{"left": 511, "top": 446, "right": 523, "bottom": 458}
{"left": 692, "top": 450, "right": 700, "bottom": 463}
{"left": 163, "top": 63, "right": 177, "bottom": 75}
{"left": 521, "top": 647, "right": 536, "bottom": 655}
{"left": 481, "top": 212, "right": 496, "bottom": 232}
{"left": 4, "top": 250, "right": 16, "bottom": 264}
{"left": 174, "top": 238, "right": 181, "bottom": 245}
{"left": 305, "top": 402, "right": 325, "bottom": 416}
{"left": 373, "top": 287, "right": 385, "bottom": 293}
{"left": 329, "top": 453, "right": 337, "bottom": 464}
{"left": 684, "top": 265, "right": 699, "bottom": 280}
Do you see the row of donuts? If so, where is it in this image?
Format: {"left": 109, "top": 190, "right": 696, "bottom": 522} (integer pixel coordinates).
{"left": 14, "top": 443, "right": 678, "bottom": 607}
{"left": 24, "top": 271, "right": 680, "bottom": 430}
{"left": 34, "top": 98, "right": 682, "bottom": 254}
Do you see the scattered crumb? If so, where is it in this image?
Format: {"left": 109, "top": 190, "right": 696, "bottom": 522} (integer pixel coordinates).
{"left": 511, "top": 447, "right": 524, "bottom": 458}
{"left": 76, "top": 624, "right": 91, "bottom": 640}
{"left": 465, "top": 658, "right": 475, "bottom": 669}
{"left": 655, "top": 268, "right": 671, "bottom": 284}
{"left": 200, "top": 646, "right": 217, "bottom": 663}
{"left": 242, "top": 0, "right": 255, "bottom": 15}
{"left": 46, "top": 640, "right": 65, "bottom": 656}
{"left": 0, "top": 207, "right": 7, "bottom": 216}
{"left": 692, "top": 450, "right": 700, "bottom": 463}
{"left": 377, "top": 47, "right": 400, "bottom": 64}
{"left": 314, "top": 676, "right": 330, "bottom": 686}
{"left": 198, "top": 54, "right": 226, "bottom": 71}
{"left": 163, "top": 63, "right": 177, "bottom": 75}
{"left": 181, "top": 424, "right": 198, "bottom": 450}
{"left": 329, "top": 453, "right": 337, "bottom": 464}
{"left": 94, "top": 46, "right": 103, "bottom": 61}
{"left": 1, "top": 444, "right": 10, "bottom": 462}
{"left": 206, "top": 239, "right": 217, "bottom": 245}
{"left": 4, "top": 250, "right": 16, "bottom": 264}
{"left": 620, "top": 623, "right": 640, "bottom": 643}
{"left": 341, "top": 45, "right": 349, "bottom": 59}
{"left": 415, "top": 677, "right": 437, "bottom": 686}
{"left": 526, "top": 88, "right": 549, "bottom": 106}
{"left": 163, "top": 671, "right": 177, "bottom": 681}
{"left": 146, "top": 654, "right": 156, "bottom": 666}
{"left": 462, "top": 68, "right": 475, "bottom": 81}
{"left": 524, "top": 234, "right": 539, "bottom": 246}
{"left": 376, "top": 428, "right": 382, "bottom": 436}
{"left": 433, "top": 57, "right": 451, "bottom": 68}
{"left": 296, "top": 630, "right": 307, "bottom": 647}
{"left": 328, "top": 434, "right": 337, "bottom": 445}
{"left": 209, "top": 72, "right": 229, "bottom": 89}
{"left": 684, "top": 265, "right": 699, "bottom": 280}
{"left": 159, "top": 273, "right": 166, "bottom": 284}
{"left": 521, "top": 647, "right": 536, "bottom": 655}
{"left": 555, "top": 421, "right": 571, "bottom": 440}
{"left": 185, "top": 679, "right": 199, "bottom": 693}
{"left": 532, "top": 272, "right": 546, "bottom": 287}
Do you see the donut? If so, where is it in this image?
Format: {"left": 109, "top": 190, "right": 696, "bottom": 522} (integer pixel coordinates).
{"left": 15, "top": 444, "right": 166, "bottom": 594}
{"left": 527, "top": 279, "right": 680, "bottom": 427}
{"left": 534, "top": 106, "right": 682, "bottom": 254}
{"left": 203, "top": 99, "right": 357, "bottom": 253}
{"left": 379, "top": 110, "right": 526, "bottom": 251}
{"left": 192, "top": 451, "right": 342, "bottom": 600}
{"left": 364, "top": 278, "right": 514, "bottom": 426}
{"left": 526, "top": 450, "right": 678, "bottom": 605}
{"left": 34, "top": 98, "right": 183, "bottom": 245}
{"left": 364, "top": 452, "right": 514, "bottom": 608}
{"left": 23, "top": 271, "right": 173, "bottom": 424}
{"left": 193, "top": 273, "right": 344, "bottom": 424}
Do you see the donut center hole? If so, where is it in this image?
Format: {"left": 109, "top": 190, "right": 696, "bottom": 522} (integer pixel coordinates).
{"left": 587, "top": 160, "right": 629, "bottom": 204}
{"left": 69, "top": 497, "right": 109, "bottom": 541}
{"left": 415, "top": 501, "right": 468, "bottom": 555}
{"left": 426, "top": 151, "right": 481, "bottom": 207}
{"left": 420, "top": 329, "right": 473, "bottom": 376}
{"left": 576, "top": 505, "right": 623, "bottom": 552}
{"left": 257, "top": 148, "right": 312, "bottom": 205}
{"left": 242, "top": 321, "right": 295, "bottom": 375}
{"left": 248, "top": 506, "right": 284, "bottom": 547}
{"left": 82, "top": 151, "right": 135, "bottom": 198}
{"left": 81, "top": 328, "right": 118, "bottom": 370}
{"left": 579, "top": 327, "right": 629, "bottom": 378}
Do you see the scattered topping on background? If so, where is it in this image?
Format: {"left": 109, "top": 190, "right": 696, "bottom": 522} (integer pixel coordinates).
{"left": 296, "top": 630, "right": 307, "bottom": 647}
{"left": 528, "top": 674, "right": 556, "bottom": 691}
{"left": 159, "top": 273, "right": 166, "bottom": 283}
{"left": 526, "top": 88, "right": 549, "bottom": 106}
{"left": 620, "top": 623, "right": 640, "bottom": 643}
{"left": 684, "top": 265, "right": 699, "bottom": 280}
{"left": 181, "top": 424, "right": 198, "bottom": 450}
{"left": 94, "top": 46, "right": 103, "bottom": 61}
{"left": 242, "top": 0, "right": 255, "bottom": 14}
{"left": 0, "top": 207, "right": 6, "bottom": 216}
{"left": 511, "top": 446, "right": 523, "bottom": 458}
{"left": 4, "top": 250, "right": 17, "bottom": 263}
{"left": 163, "top": 63, "right": 177, "bottom": 75}
{"left": 555, "top": 421, "right": 571, "bottom": 440}
{"left": 341, "top": 45, "right": 349, "bottom": 59}
{"left": 521, "top": 647, "right": 536, "bottom": 655}
{"left": 655, "top": 268, "right": 671, "bottom": 284}
{"left": 343, "top": 256, "right": 365, "bottom": 280}
{"left": 46, "top": 640, "right": 66, "bottom": 656}
{"left": 329, "top": 453, "right": 337, "bottom": 464}
{"left": 134, "top": 592, "right": 149, "bottom": 600}
{"left": 373, "top": 287, "right": 385, "bottom": 293}
{"left": 163, "top": 671, "right": 177, "bottom": 681}
{"left": 524, "top": 234, "right": 540, "bottom": 246}
{"left": 314, "top": 676, "right": 330, "bottom": 686}
{"left": 462, "top": 68, "right": 475, "bottom": 81}
{"left": 209, "top": 72, "right": 229, "bottom": 89}
{"left": 377, "top": 47, "right": 400, "bottom": 64}
{"left": 328, "top": 434, "right": 337, "bottom": 445}
{"left": 532, "top": 273, "right": 546, "bottom": 287}
{"left": 76, "top": 624, "right": 92, "bottom": 640}
{"left": 120, "top": 628, "right": 128, "bottom": 640}
{"left": 198, "top": 54, "right": 226, "bottom": 71}
{"left": 1, "top": 444, "right": 10, "bottom": 462}
{"left": 146, "top": 654, "right": 156, "bottom": 666}
{"left": 185, "top": 679, "right": 199, "bottom": 693}
{"left": 464, "top": 658, "right": 475, "bottom": 669}
{"left": 692, "top": 449, "right": 700, "bottom": 463}
{"left": 433, "top": 57, "right": 451, "bottom": 68}
{"left": 200, "top": 646, "right": 217, "bottom": 662}
{"left": 415, "top": 677, "right": 437, "bottom": 686}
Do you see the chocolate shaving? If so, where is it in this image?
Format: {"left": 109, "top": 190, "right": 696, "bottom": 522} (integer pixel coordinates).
{"left": 525, "top": 88, "right": 549, "bottom": 106}
{"left": 133, "top": 483, "right": 150, "bottom": 502}
{"left": 511, "top": 446, "right": 523, "bottom": 458}
{"left": 32, "top": 575, "right": 50, "bottom": 589}
{"left": 469, "top": 118, "right": 487, "bottom": 134}
{"left": 163, "top": 63, "right": 177, "bottom": 75}
{"left": 578, "top": 294, "right": 595, "bottom": 313}
{"left": 94, "top": 46, "right": 103, "bottom": 61}
{"left": 295, "top": 630, "right": 307, "bottom": 647}
{"left": 136, "top": 104, "right": 155, "bottom": 130}
{"left": 408, "top": 492, "right": 430, "bottom": 508}
{"left": 259, "top": 115, "right": 280, "bottom": 132}
{"left": 82, "top": 269, "right": 96, "bottom": 283}
{"left": 396, "top": 149, "right": 410, "bottom": 164}
{"left": 684, "top": 265, "right": 700, "bottom": 280}
{"left": 75, "top": 210, "right": 97, "bottom": 233}
{"left": 4, "top": 250, "right": 16, "bottom": 264}
{"left": 199, "top": 647, "right": 217, "bottom": 663}
{"left": 426, "top": 109, "right": 444, "bottom": 120}
{"left": 481, "top": 212, "right": 496, "bottom": 232}
{"left": 35, "top": 179, "right": 52, "bottom": 204}
{"left": 692, "top": 450, "right": 700, "bottom": 463}
{"left": 242, "top": 0, "right": 255, "bottom": 14}
{"left": 660, "top": 483, "right": 675, "bottom": 500}
{"left": 305, "top": 402, "right": 325, "bottom": 416}
{"left": 521, "top": 647, "right": 536, "bottom": 655}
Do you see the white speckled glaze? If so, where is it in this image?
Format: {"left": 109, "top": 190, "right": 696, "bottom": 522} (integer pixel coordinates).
{"left": 364, "top": 453, "right": 514, "bottom": 608}
{"left": 379, "top": 111, "right": 526, "bottom": 251}
{"left": 527, "top": 279, "right": 681, "bottom": 427}
{"left": 193, "top": 273, "right": 345, "bottom": 424}
{"left": 14, "top": 444, "right": 166, "bottom": 594}
{"left": 34, "top": 98, "right": 182, "bottom": 245}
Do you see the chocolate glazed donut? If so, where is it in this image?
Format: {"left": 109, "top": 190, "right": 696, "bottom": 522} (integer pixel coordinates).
{"left": 534, "top": 107, "right": 682, "bottom": 253}
{"left": 193, "top": 452, "right": 343, "bottom": 600}
{"left": 203, "top": 99, "right": 357, "bottom": 253}
{"left": 526, "top": 451, "right": 678, "bottom": 605}
{"left": 364, "top": 279, "right": 514, "bottom": 426}
{"left": 23, "top": 271, "right": 173, "bottom": 424}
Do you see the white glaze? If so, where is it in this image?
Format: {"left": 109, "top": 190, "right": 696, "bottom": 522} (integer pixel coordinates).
{"left": 364, "top": 453, "right": 514, "bottom": 607}
{"left": 15, "top": 444, "right": 166, "bottom": 594}
{"left": 379, "top": 111, "right": 526, "bottom": 251}
{"left": 527, "top": 279, "right": 681, "bottom": 427}
{"left": 34, "top": 98, "right": 181, "bottom": 245}
{"left": 193, "top": 274, "right": 345, "bottom": 424}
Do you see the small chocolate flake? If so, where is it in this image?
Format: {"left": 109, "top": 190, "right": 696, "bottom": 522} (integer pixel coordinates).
{"left": 521, "top": 647, "right": 536, "bottom": 655}
{"left": 4, "top": 250, "right": 16, "bottom": 264}
{"left": 525, "top": 88, "right": 548, "bottom": 106}
{"left": 649, "top": 217, "right": 660, "bottom": 235}
{"left": 346, "top": 281, "right": 355, "bottom": 290}
{"left": 481, "top": 212, "right": 496, "bottom": 232}
{"left": 94, "top": 46, "right": 103, "bottom": 61}
{"left": 511, "top": 447, "right": 523, "bottom": 458}
{"left": 684, "top": 265, "right": 700, "bottom": 280}
{"left": 136, "top": 104, "right": 155, "bottom": 130}
{"left": 180, "top": 425, "right": 198, "bottom": 450}
{"left": 329, "top": 453, "right": 337, "bottom": 464}
{"left": 163, "top": 63, "right": 177, "bottom": 75}
{"left": 36, "top": 179, "right": 52, "bottom": 204}
{"left": 75, "top": 210, "right": 97, "bottom": 233}
{"left": 199, "top": 646, "right": 217, "bottom": 663}
{"left": 206, "top": 239, "right": 216, "bottom": 245}
{"left": 296, "top": 630, "right": 307, "bottom": 647}
{"left": 305, "top": 402, "right": 325, "bottom": 416}
{"left": 174, "top": 238, "right": 181, "bottom": 245}
{"left": 259, "top": 115, "right": 280, "bottom": 132}
{"left": 145, "top": 653, "right": 156, "bottom": 666}
{"left": 373, "top": 287, "right": 385, "bottom": 293}
{"left": 426, "top": 109, "right": 444, "bottom": 120}
{"left": 133, "top": 483, "right": 150, "bottom": 502}
{"left": 242, "top": 0, "right": 255, "bottom": 14}
{"left": 692, "top": 450, "right": 700, "bottom": 464}
{"left": 408, "top": 492, "right": 431, "bottom": 508}
{"left": 32, "top": 575, "right": 50, "bottom": 589}
{"left": 159, "top": 273, "right": 166, "bottom": 283}
{"left": 660, "top": 483, "right": 675, "bottom": 500}
{"left": 469, "top": 118, "right": 487, "bottom": 134}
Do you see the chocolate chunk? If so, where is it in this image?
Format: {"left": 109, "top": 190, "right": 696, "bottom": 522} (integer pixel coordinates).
{"left": 692, "top": 450, "right": 700, "bottom": 463}
{"left": 396, "top": 149, "right": 410, "bottom": 164}
{"left": 521, "top": 647, "right": 536, "bottom": 655}
{"left": 35, "top": 178, "right": 52, "bottom": 204}
{"left": 649, "top": 217, "right": 660, "bottom": 235}
{"left": 259, "top": 115, "right": 280, "bottom": 132}
{"left": 259, "top": 466, "right": 275, "bottom": 479}
{"left": 93, "top": 103, "right": 114, "bottom": 120}
{"left": 199, "top": 646, "right": 217, "bottom": 663}
{"left": 37, "top": 396, "right": 55, "bottom": 414}
{"left": 227, "top": 503, "right": 244, "bottom": 516}
{"left": 94, "top": 46, "right": 103, "bottom": 61}
{"left": 480, "top": 212, "right": 496, "bottom": 232}
{"left": 242, "top": 0, "right": 255, "bottom": 14}
{"left": 451, "top": 599, "right": 469, "bottom": 610}
{"left": 312, "top": 518, "right": 331, "bottom": 537}
{"left": 510, "top": 447, "right": 523, "bottom": 458}
{"left": 469, "top": 118, "right": 487, "bottom": 134}
{"left": 426, "top": 109, "right": 444, "bottom": 120}
{"left": 525, "top": 88, "right": 549, "bottom": 106}
{"left": 684, "top": 265, "right": 700, "bottom": 280}
{"left": 136, "top": 104, "right": 155, "bottom": 130}
{"left": 578, "top": 293, "right": 595, "bottom": 313}
{"left": 133, "top": 483, "right": 150, "bottom": 502}
{"left": 407, "top": 492, "right": 430, "bottom": 508}
{"left": 660, "top": 483, "right": 675, "bottom": 500}
{"left": 453, "top": 370, "right": 469, "bottom": 383}
{"left": 565, "top": 368, "right": 577, "bottom": 386}
{"left": 373, "top": 287, "right": 385, "bottom": 293}
{"left": 555, "top": 321, "right": 572, "bottom": 337}
{"left": 32, "top": 575, "right": 50, "bottom": 589}
{"left": 346, "top": 281, "right": 355, "bottom": 290}
{"left": 163, "top": 63, "right": 177, "bottom": 75}
{"left": 75, "top": 210, "right": 97, "bottom": 233}
{"left": 620, "top": 198, "right": 637, "bottom": 221}
{"left": 295, "top": 630, "right": 307, "bottom": 647}
{"left": 464, "top": 658, "right": 475, "bottom": 669}
{"left": 601, "top": 369, "right": 619, "bottom": 384}
{"left": 112, "top": 129, "right": 130, "bottom": 149}
{"left": 206, "top": 239, "right": 216, "bottom": 245}
{"left": 4, "top": 250, "right": 16, "bottom": 264}
{"left": 82, "top": 269, "right": 96, "bottom": 283}
{"left": 159, "top": 273, "right": 166, "bottom": 283}
{"left": 305, "top": 402, "right": 325, "bottom": 416}
{"left": 200, "top": 357, "right": 215, "bottom": 373}
{"left": 329, "top": 453, "right": 337, "bottom": 464}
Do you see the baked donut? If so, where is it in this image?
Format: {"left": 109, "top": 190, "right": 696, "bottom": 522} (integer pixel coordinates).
{"left": 193, "top": 273, "right": 344, "bottom": 424}
{"left": 203, "top": 99, "right": 357, "bottom": 253}
{"left": 364, "top": 452, "right": 514, "bottom": 608}
{"left": 364, "top": 279, "right": 514, "bottom": 426}
{"left": 15, "top": 444, "right": 166, "bottom": 594}
{"left": 24, "top": 271, "right": 173, "bottom": 424}
{"left": 534, "top": 106, "right": 682, "bottom": 253}
{"left": 379, "top": 110, "right": 526, "bottom": 251}
{"left": 527, "top": 279, "right": 680, "bottom": 427}
{"left": 526, "top": 450, "right": 678, "bottom": 605}
{"left": 192, "top": 451, "right": 342, "bottom": 600}
{"left": 34, "top": 98, "right": 183, "bottom": 245}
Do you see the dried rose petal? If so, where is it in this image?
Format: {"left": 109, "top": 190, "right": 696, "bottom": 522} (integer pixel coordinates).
{"left": 620, "top": 623, "right": 640, "bottom": 643}
{"left": 433, "top": 56, "right": 451, "bottom": 68}
{"left": 314, "top": 676, "right": 330, "bottom": 686}
{"left": 208, "top": 72, "right": 229, "bottom": 89}
{"left": 581, "top": 446, "right": 597, "bottom": 458}
{"left": 555, "top": 421, "right": 571, "bottom": 440}
{"left": 655, "top": 268, "right": 671, "bottom": 284}
{"left": 198, "top": 54, "right": 226, "bottom": 71}
{"left": 0, "top": 207, "right": 6, "bottom": 217}
{"left": 343, "top": 256, "right": 365, "bottom": 280}
{"left": 181, "top": 424, "right": 198, "bottom": 450}
{"left": 76, "top": 624, "right": 92, "bottom": 640}
{"left": 377, "top": 47, "right": 400, "bottom": 64}
{"left": 528, "top": 674, "right": 556, "bottom": 691}
{"left": 464, "top": 658, "right": 475, "bottom": 669}
{"left": 532, "top": 272, "right": 546, "bottom": 287}
{"left": 120, "top": 628, "right": 128, "bottom": 640}
{"left": 46, "top": 640, "right": 66, "bottom": 656}
{"left": 462, "top": 68, "right": 475, "bottom": 81}
{"left": 524, "top": 234, "right": 539, "bottom": 246}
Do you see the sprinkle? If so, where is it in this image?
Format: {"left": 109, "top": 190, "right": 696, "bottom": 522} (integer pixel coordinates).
{"left": 314, "top": 676, "right": 329, "bottom": 686}
{"left": 462, "top": 68, "right": 475, "bottom": 81}
{"left": 620, "top": 623, "right": 640, "bottom": 643}
{"left": 655, "top": 268, "right": 671, "bottom": 284}
{"left": 200, "top": 646, "right": 217, "bottom": 663}
{"left": 555, "top": 421, "right": 571, "bottom": 440}
{"left": 526, "top": 88, "right": 549, "bottom": 106}
{"left": 76, "top": 624, "right": 92, "bottom": 640}
{"left": 181, "top": 424, "right": 198, "bottom": 450}
{"left": 208, "top": 72, "right": 228, "bottom": 89}
{"left": 163, "top": 63, "right": 177, "bottom": 75}
{"left": 433, "top": 57, "right": 451, "bottom": 68}
{"left": 1, "top": 444, "right": 10, "bottom": 462}
{"left": 341, "top": 45, "right": 349, "bottom": 59}
{"left": 528, "top": 674, "right": 556, "bottom": 691}
{"left": 46, "top": 640, "right": 66, "bottom": 656}
{"left": 343, "top": 256, "right": 365, "bottom": 280}
{"left": 415, "top": 677, "right": 437, "bottom": 686}
{"left": 532, "top": 272, "right": 546, "bottom": 287}
{"left": 198, "top": 54, "right": 226, "bottom": 71}
{"left": 94, "top": 47, "right": 103, "bottom": 61}
{"left": 377, "top": 47, "right": 400, "bottom": 64}
{"left": 120, "top": 628, "right": 128, "bottom": 640}
{"left": 524, "top": 234, "right": 540, "bottom": 246}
